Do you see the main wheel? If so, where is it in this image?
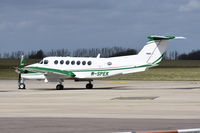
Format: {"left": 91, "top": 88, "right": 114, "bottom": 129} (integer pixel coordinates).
{"left": 86, "top": 83, "right": 93, "bottom": 89}
{"left": 18, "top": 83, "right": 26, "bottom": 89}
{"left": 56, "top": 84, "right": 64, "bottom": 90}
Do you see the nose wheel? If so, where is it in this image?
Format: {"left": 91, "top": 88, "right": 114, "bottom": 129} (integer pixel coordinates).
{"left": 86, "top": 81, "right": 93, "bottom": 89}
{"left": 56, "top": 84, "right": 64, "bottom": 90}
{"left": 18, "top": 83, "right": 26, "bottom": 89}
{"left": 18, "top": 75, "right": 26, "bottom": 89}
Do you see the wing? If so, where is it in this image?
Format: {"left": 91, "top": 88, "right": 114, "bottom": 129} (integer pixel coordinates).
{"left": 25, "top": 66, "right": 76, "bottom": 82}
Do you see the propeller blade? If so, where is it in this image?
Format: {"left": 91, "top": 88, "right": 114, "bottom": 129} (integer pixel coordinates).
{"left": 14, "top": 67, "right": 20, "bottom": 73}
{"left": 18, "top": 73, "right": 21, "bottom": 84}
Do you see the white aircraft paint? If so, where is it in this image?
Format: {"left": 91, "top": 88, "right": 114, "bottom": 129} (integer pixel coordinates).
{"left": 16, "top": 35, "right": 185, "bottom": 89}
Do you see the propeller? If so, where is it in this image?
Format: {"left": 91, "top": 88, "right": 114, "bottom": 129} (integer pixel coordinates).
{"left": 16, "top": 55, "right": 25, "bottom": 85}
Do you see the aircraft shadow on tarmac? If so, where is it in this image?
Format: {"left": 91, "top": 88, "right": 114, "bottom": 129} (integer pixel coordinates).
{"left": 32, "top": 86, "right": 199, "bottom": 91}
{"left": 0, "top": 90, "right": 12, "bottom": 92}
{"left": 167, "top": 87, "right": 200, "bottom": 90}
{"left": 28, "top": 86, "right": 129, "bottom": 91}
{"left": 1, "top": 86, "right": 199, "bottom": 92}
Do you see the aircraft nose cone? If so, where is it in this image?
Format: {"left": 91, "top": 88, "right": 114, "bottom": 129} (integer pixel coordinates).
{"left": 25, "top": 63, "right": 38, "bottom": 69}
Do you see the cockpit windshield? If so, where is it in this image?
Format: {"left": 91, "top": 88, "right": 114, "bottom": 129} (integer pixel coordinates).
{"left": 39, "top": 60, "right": 43, "bottom": 64}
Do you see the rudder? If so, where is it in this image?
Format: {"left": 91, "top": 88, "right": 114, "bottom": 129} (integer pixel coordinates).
{"left": 138, "top": 35, "right": 185, "bottom": 65}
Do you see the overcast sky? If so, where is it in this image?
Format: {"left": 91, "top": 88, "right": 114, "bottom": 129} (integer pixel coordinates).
{"left": 0, "top": 0, "right": 200, "bottom": 54}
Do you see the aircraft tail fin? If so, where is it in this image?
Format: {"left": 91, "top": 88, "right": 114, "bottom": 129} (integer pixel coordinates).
{"left": 138, "top": 35, "right": 185, "bottom": 65}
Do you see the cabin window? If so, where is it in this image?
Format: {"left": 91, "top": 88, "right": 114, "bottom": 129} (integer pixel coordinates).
{"left": 107, "top": 62, "right": 112, "bottom": 66}
{"left": 44, "top": 60, "right": 48, "bottom": 64}
{"left": 66, "top": 60, "right": 70, "bottom": 65}
{"left": 87, "top": 61, "right": 92, "bottom": 65}
{"left": 60, "top": 60, "right": 64, "bottom": 65}
{"left": 82, "top": 61, "right": 86, "bottom": 65}
{"left": 71, "top": 60, "right": 75, "bottom": 65}
{"left": 54, "top": 60, "right": 58, "bottom": 65}
{"left": 77, "top": 61, "right": 81, "bottom": 65}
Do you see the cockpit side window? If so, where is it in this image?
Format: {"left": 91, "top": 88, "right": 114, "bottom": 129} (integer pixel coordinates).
{"left": 44, "top": 60, "right": 48, "bottom": 64}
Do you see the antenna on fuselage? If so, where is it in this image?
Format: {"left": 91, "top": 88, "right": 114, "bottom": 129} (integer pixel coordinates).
{"left": 96, "top": 54, "right": 101, "bottom": 58}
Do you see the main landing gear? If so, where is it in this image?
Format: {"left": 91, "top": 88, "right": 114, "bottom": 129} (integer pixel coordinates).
{"left": 86, "top": 81, "right": 93, "bottom": 89}
{"left": 75, "top": 79, "right": 94, "bottom": 89}
{"left": 56, "top": 84, "right": 64, "bottom": 90}
{"left": 56, "top": 81, "right": 93, "bottom": 90}
{"left": 56, "top": 81, "right": 64, "bottom": 90}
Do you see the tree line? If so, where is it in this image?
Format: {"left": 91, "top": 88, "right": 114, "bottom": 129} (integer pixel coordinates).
{"left": 0, "top": 47, "right": 137, "bottom": 59}
{"left": 0, "top": 47, "right": 200, "bottom": 60}
{"left": 178, "top": 50, "right": 200, "bottom": 60}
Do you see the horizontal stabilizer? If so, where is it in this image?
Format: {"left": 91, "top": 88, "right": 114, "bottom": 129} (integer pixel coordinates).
{"left": 148, "top": 35, "right": 186, "bottom": 41}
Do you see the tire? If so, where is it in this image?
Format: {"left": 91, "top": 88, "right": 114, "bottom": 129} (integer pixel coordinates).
{"left": 86, "top": 83, "right": 93, "bottom": 89}
{"left": 18, "top": 83, "right": 26, "bottom": 89}
{"left": 56, "top": 84, "right": 64, "bottom": 90}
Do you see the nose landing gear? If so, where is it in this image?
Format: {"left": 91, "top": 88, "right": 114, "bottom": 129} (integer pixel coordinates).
{"left": 19, "top": 83, "right": 26, "bottom": 89}
{"left": 18, "top": 74, "right": 26, "bottom": 89}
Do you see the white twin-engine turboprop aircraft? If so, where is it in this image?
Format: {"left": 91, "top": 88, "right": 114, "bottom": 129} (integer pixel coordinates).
{"left": 16, "top": 35, "right": 185, "bottom": 90}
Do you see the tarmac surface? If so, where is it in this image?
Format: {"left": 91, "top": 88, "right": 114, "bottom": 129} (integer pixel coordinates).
{"left": 0, "top": 80, "right": 200, "bottom": 133}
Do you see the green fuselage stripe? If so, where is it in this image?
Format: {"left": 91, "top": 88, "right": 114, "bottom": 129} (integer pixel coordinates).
{"left": 26, "top": 64, "right": 152, "bottom": 75}
{"left": 18, "top": 68, "right": 37, "bottom": 74}
{"left": 71, "top": 64, "right": 151, "bottom": 72}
